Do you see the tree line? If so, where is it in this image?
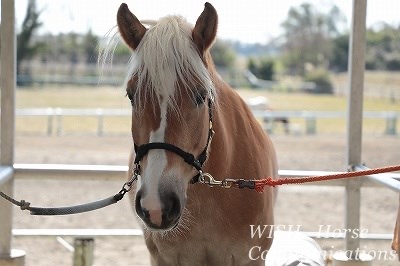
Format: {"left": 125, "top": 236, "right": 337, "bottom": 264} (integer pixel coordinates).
{"left": 12, "top": 1, "right": 400, "bottom": 92}
{"left": 242, "top": 3, "right": 400, "bottom": 93}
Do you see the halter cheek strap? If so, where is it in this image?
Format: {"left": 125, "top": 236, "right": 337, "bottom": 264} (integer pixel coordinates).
{"left": 133, "top": 99, "right": 214, "bottom": 184}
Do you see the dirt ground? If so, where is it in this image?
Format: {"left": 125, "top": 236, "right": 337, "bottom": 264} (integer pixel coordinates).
{"left": 6, "top": 133, "right": 400, "bottom": 265}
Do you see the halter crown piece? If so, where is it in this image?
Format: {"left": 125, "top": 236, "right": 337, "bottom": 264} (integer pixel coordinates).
{"left": 133, "top": 99, "right": 214, "bottom": 184}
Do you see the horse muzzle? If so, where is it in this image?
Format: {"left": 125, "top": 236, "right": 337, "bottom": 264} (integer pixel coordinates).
{"left": 135, "top": 190, "right": 182, "bottom": 230}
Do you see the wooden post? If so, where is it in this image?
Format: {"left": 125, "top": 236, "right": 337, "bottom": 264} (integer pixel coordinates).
{"left": 305, "top": 114, "right": 316, "bottom": 135}
{"left": 73, "top": 238, "right": 94, "bottom": 266}
{"left": 0, "top": 0, "right": 26, "bottom": 265}
{"left": 333, "top": 0, "right": 373, "bottom": 264}
{"left": 385, "top": 113, "right": 397, "bottom": 135}
{"left": 0, "top": 0, "right": 16, "bottom": 256}
{"left": 346, "top": 0, "right": 364, "bottom": 250}
{"left": 47, "top": 108, "right": 54, "bottom": 136}
{"left": 56, "top": 108, "right": 63, "bottom": 136}
{"left": 345, "top": 0, "right": 367, "bottom": 254}
{"left": 96, "top": 109, "right": 104, "bottom": 136}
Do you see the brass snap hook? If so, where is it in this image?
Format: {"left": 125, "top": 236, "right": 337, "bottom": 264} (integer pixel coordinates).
{"left": 199, "top": 172, "right": 235, "bottom": 188}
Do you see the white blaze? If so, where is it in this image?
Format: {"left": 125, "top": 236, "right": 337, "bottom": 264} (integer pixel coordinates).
{"left": 139, "top": 98, "right": 170, "bottom": 213}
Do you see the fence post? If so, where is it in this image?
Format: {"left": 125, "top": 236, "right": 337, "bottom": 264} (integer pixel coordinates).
{"left": 0, "top": 0, "right": 26, "bottom": 265}
{"left": 385, "top": 113, "right": 397, "bottom": 135}
{"left": 334, "top": 0, "right": 373, "bottom": 265}
{"left": 96, "top": 109, "right": 104, "bottom": 137}
{"left": 305, "top": 113, "right": 316, "bottom": 135}
{"left": 46, "top": 108, "right": 54, "bottom": 136}
{"left": 73, "top": 238, "right": 94, "bottom": 266}
{"left": 262, "top": 117, "right": 274, "bottom": 135}
{"left": 55, "top": 108, "right": 63, "bottom": 136}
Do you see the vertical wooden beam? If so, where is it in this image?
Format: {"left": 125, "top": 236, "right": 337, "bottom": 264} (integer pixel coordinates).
{"left": 0, "top": 0, "right": 16, "bottom": 257}
{"left": 0, "top": 1, "right": 25, "bottom": 265}
{"left": 73, "top": 238, "right": 95, "bottom": 266}
{"left": 345, "top": 0, "right": 367, "bottom": 255}
{"left": 1, "top": 0, "right": 16, "bottom": 166}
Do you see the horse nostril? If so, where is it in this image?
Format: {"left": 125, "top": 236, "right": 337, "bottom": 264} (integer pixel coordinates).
{"left": 135, "top": 192, "right": 149, "bottom": 221}
{"left": 135, "top": 190, "right": 181, "bottom": 230}
{"left": 163, "top": 192, "right": 181, "bottom": 224}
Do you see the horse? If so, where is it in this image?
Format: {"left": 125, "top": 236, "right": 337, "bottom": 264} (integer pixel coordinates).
{"left": 113, "top": 2, "right": 278, "bottom": 265}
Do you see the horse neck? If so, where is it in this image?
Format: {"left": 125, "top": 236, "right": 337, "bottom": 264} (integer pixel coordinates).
{"left": 202, "top": 52, "right": 276, "bottom": 177}
{"left": 206, "top": 80, "right": 247, "bottom": 175}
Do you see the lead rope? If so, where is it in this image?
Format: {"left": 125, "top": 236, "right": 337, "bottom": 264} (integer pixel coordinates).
{"left": 1, "top": 164, "right": 400, "bottom": 215}
{"left": 0, "top": 164, "right": 140, "bottom": 216}
{"left": 198, "top": 164, "right": 400, "bottom": 192}
{"left": 252, "top": 164, "right": 400, "bottom": 192}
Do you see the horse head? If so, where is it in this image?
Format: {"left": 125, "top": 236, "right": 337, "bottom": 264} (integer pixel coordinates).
{"left": 117, "top": 2, "right": 217, "bottom": 231}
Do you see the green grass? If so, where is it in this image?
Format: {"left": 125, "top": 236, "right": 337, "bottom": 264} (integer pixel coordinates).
{"left": 236, "top": 90, "right": 399, "bottom": 112}
{"left": 237, "top": 89, "right": 400, "bottom": 134}
{"left": 13, "top": 86, "right": 131, "bottom": 135}
{"left": 8, "top": 85, "right": 400, "bottom": 135}
{"left": 16, "top": 86, "right": 130, "bottom": 108}
{"left": 332, "top": 71, "right": 400, "bottom": 89}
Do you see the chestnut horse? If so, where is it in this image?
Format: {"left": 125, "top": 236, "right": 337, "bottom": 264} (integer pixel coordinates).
{"left": 114, "top": 2, "right": 277, "bottom": 265}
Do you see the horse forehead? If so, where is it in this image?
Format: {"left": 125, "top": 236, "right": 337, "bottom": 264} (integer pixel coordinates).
{"left": 140, "top": 97, "right": 179, "bottom": 135}
{"left": 138, "top": 103, "right": 162, "bottom": 134}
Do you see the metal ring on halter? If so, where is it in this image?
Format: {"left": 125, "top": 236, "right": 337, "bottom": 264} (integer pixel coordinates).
{"left": 119, "top": 163, "right": 141, "bottom": 194}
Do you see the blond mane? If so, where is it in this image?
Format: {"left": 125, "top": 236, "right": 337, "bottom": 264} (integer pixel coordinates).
{"left": 100, "top": 16, "right": 215, "bottom": 113}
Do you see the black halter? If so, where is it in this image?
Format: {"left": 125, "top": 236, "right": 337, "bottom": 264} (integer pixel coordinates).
{"left": 133, "top": 99, "right": 214, "bottom": 184}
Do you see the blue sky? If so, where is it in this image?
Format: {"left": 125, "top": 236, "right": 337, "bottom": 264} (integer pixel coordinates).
{"left": 12, "top": 0, "right": 400, "bottom": 44}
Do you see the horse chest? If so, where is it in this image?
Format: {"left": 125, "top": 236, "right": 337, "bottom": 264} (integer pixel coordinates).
{"left": 145, "top": 233, "right": 266, "bottom": 266}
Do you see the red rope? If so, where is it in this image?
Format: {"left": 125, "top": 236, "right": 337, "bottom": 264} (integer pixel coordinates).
{"left": 254, "top": 165, "right": 400, "bottom": 192}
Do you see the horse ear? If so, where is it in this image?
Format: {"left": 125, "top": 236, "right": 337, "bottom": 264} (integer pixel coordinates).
{"left": 117, "top": 3, "right": 147, "bottom": 50}
{"left": 192, "top": 2, "right": 218, "bottom": 53}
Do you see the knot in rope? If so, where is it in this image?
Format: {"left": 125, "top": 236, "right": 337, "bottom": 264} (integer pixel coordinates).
{"left": 19, "top": 200, "right": 31, "bottom": 210}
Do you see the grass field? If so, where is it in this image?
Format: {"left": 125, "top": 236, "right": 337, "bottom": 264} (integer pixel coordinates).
{"left": 10, "top": 84, "right": 400, "bottom": 135}
{"left": 236, "top": 89, "right": 399, "bottom": 135}
{"left": 332, "top": 71, "right": 400, "bottom": 100}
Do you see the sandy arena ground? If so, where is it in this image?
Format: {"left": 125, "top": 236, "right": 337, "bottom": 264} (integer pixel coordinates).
{"left": 6, "top": 133, "right": 400, "bottom": 265}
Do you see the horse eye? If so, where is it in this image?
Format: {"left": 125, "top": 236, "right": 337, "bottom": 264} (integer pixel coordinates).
{"left": 194, "top": 92, "right": 206, "bottom": 106}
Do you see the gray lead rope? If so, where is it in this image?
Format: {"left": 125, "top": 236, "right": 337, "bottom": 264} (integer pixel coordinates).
{"left": 0, "top": 170, "right": 138, "bottom": 216}
{"left": 0, "top": 189, "right": 125, "bottom": 216}
{"left": 31, "top": 194, "right": 123, "bottom": 215}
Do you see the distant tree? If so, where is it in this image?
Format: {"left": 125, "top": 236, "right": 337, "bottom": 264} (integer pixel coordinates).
{"left": 386, "top": 55, "right": 400, "bottom": 71}
{"left": 17, "top": 0, "right": 43, "bottom": 81}
{"left": 304, "top": 68, "right": 333, "bottom": 94}
{"left": 210, "top": 39, "right": 236, "bottom": 68}
{"left": 110, "top": 43, "right": 131, "bottom": 64}
{"left": 248, "top": 57, "right": 275, "bottom": 80}
{"left": 329, "top": 33, "right": 349, "bottom": 72}
{"left": 365, "top": 23, "right": 400, "bottom": 71}
{"left": 64, "top": 33, "right": 79, "bottom": 65}
{"left": 83, "top": 29, "right": 99, "bottom": 64}
{"left": 64, "top": 33, "right": 79, "bottom": 77}
{"left": 281, "top": 3, "right": 346, "bottom": 76}
{"left": 330, "top": 23, "right": 400, "bottom": 72}
{"left": 248, "top": 58, "right": 257, "bottom": 75}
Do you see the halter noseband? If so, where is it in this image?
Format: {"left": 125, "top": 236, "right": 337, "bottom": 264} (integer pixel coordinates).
{"left": 133, "top": 99, "right": 214, "bottom": 184}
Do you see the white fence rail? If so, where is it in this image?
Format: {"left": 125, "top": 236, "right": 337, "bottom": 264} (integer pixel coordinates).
{"left": 8, "top": 108, "right": 399, "bottom": 136}
{"left": 11, "top": 163, "right": 400, "bottom": 188}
